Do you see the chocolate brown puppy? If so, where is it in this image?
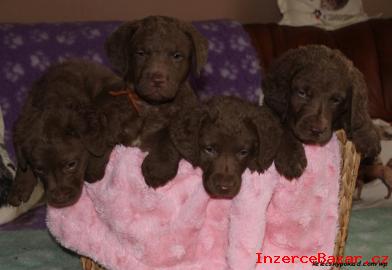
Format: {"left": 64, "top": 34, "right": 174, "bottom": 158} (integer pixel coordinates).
{"left": 105, "top": 16, "right": 208, "bottom": 188}
{"left": 8, "top": 60, "right": 127, "bottom": 207}
{"left": 262, "top": 45, "right": 381, "bottom": 179}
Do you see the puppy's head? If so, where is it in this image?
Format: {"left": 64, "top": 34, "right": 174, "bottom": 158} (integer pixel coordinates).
{"left": 12, "top": 108, "right": 108, "bottom": 208}
{"left": 105, "top": 16, "right": 208, "bottom": 104}
{"left": 171, "top": 96, "right": 281, "bottom": 198}
{"left": 263, "top": 45, "right": 380, "bottom": 157}
{"left": 198, "top": 117, "right": 258, "bottom": 198}
{"left": 26, "top": 135, "right": 88, "bottom": 208}
{"left": 287, "top": 61, "right": 350, "bottom": 145}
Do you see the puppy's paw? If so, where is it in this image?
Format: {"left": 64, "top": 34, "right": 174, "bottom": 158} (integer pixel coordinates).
{"left": 7, "top": 168, "right": 37, "bottom": 206}
{"left": 142, "top": 154, "right": 178, "bottom": 188}
{"left": 275, "top": 141, "right": 307, "bottom": 180}
{"left": 85, "top": 166, "right": 106, "bottom": 183}
{"left": 353, "top": 137, "right": 381, "bottom": 159}
{"left": 351, "top": 128, "right": 381, "bottom": 159}
{"left": 7, "top": 182, "right": 35, "bottom": 206}
{"left": 85, "top": 151, "right": 111, "bottom": 183}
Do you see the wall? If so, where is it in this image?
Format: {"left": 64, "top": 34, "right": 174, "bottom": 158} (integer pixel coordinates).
{"left": 0, "top": 0, "right": 390, "bottom": 24}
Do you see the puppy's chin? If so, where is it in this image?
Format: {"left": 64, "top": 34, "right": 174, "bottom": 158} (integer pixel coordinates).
{"left": 293, "top": 128, "right": 333, "bottom": 146}
{"left": 203, "top": 179, "right": 240, "bottom": 199}
{"left": 46, "top": 190, "right": 82, "bottom": 208}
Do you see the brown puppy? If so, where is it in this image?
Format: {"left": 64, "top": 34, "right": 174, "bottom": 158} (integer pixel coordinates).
{"left": 105, "top": 16, "right": 208, "bottom": 188}
{"left": 8, "top": 60, "right": 126, "bottom": 208}
{"left": 170, "top": 96, "right": 282, "bottom": 198}
{"left": 10, "top": 109, "right": 103, "bottom": 207}
{"left": 262, "top": 45, "right": 381, "bottom": 179}
{"left": 105, "top": 15, "right": 207, "bottom": 105}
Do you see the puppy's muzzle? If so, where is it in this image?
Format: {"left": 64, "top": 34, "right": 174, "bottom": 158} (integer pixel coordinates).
{"left": 205, "top": 173, "right": 241, "bottom": 198}
{"left": 47, "top": 187, "right": 81, "bottom": 208}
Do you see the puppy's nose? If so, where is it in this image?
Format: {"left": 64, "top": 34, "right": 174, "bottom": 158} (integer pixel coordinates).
{"left": 214, "top": 174, "right": 235, "bottom": 191}
{"left": 310, "top": 127, "right": 326, "bottom": 136}
{"left": 218, "top": 182, "right": 235, "bottom": 190}
{"left": 310, "top": 123, "right": 327, "bottom": 136}
{"left": 50, "top": 188, "right": 74, "bottom": 203}
{"left": 150, "top": 72, "right": 165, "bottom": 85}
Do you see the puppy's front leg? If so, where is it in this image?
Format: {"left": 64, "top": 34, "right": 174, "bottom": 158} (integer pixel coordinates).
{"left": 142, "top": 128, "right": 181, "bottom": 188}
{"left": 351, "top": 126, "right": 381, "bottom": 160}
{"left": 274, "top": 129, "right": 307, "bottom": 180}
{"left": 8, "top": 167, "right": 38, "bottom": 206}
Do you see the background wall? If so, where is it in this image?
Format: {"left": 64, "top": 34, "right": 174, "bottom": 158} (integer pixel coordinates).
{"left": 0, "top": 0, "right": 390, "bottom": 23}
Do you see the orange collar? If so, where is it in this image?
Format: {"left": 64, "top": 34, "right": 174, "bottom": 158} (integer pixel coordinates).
{"left": 109, "top": 89, "right": 141, "bottom": 114}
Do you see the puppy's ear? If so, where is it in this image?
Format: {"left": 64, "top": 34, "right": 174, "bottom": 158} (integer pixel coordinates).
{"left": 247, "top": 107, "right": 283, "bottom": 173}
{"left": 262, "top": 48, "right": 306, "bottom": 120}
{"left": 170, "top": 106, "right": 208, "bottom": 166}
{"left": 76, "top": 109, "right": 108, "bottom": 157}
{"left": 105, "top": 21, "right": 141, "bottom": 76}
{"left": 342, "top": 67, "right": 381, "bottom": 158}
{"left": 181, "top": 22, "right": 208, "bottom": 76}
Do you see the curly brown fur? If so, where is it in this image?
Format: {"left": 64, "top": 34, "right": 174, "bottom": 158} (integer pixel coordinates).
{"left": 105, "top": 16, "right": 209, "bottom": 188}
{"left": 105, "top": 15, "right": 208, "bottom": 104}
{"left": 262, "top": 44, "right": 381, "bottom": 179}
{"left": 8, "top": 60, "right": 128, "bottom": 208}
{"left": 92, "top": 90, "right": 142, "bottom": 147}
{"left": 170, "top": 96, "right": 282, "bottom": 198}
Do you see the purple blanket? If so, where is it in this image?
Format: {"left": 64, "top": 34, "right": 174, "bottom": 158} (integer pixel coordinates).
{"left": 0, "top": 19, "right": 262, "bottom": 161}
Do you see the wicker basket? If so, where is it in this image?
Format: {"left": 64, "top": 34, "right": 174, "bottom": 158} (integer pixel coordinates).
{"left": 80, "top": 130, "right": 360, "bottom": 270}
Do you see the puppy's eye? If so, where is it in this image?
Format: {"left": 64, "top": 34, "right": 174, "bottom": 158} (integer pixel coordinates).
{"left": 297, "top": 89, "right": 308, "bottom": 98}
{"left": 172, "top": 52, "right": 184, "bottom": 61}
{"left": 330, "top": 96, "right": 342, "bottom": 105}
{"left": 136, "top": 50, "right": 146, "bottom": 57}
{"left": 203, "top": 145, "right": 216, "bottom": 156}
{"left": 237, "top": 149, "right": 249, "bottom": 158}
{"left": 64, "top": 160, "right": 78, "bottom": 172}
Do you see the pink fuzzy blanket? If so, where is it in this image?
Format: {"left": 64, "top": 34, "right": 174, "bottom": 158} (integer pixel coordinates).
{"left": 47, "top": 136, "right": 340, "bottom": 270}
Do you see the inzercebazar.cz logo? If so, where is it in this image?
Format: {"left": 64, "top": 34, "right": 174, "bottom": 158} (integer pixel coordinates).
{"left": 256, "top": 252, "right": 390, "bottom": 268}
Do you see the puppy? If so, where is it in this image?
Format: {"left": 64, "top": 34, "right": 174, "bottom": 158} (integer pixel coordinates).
{"left": 105, "top": 16, "right": 208, "bottom": 188}
{"left": 105, "top": 15, "right": 207, "bottom": 105}
{"left": 8, "top": 60, "right": 125, "bottom": 208}
{"left": 170, "top": 96, "right": 282, "bottom": 198}
{"left": 262, "top": 45, "right": 381, "bottom": 179}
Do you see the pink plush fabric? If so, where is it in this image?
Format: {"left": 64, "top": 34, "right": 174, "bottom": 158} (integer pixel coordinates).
{"left": 47, "top": 136, "right": 340, "bottom": 270}
{"left": 258, "top": 136, "right": 340, "bottom": 270}
{"left": 47, "top": 146, "right": 277, "bottom": 270}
